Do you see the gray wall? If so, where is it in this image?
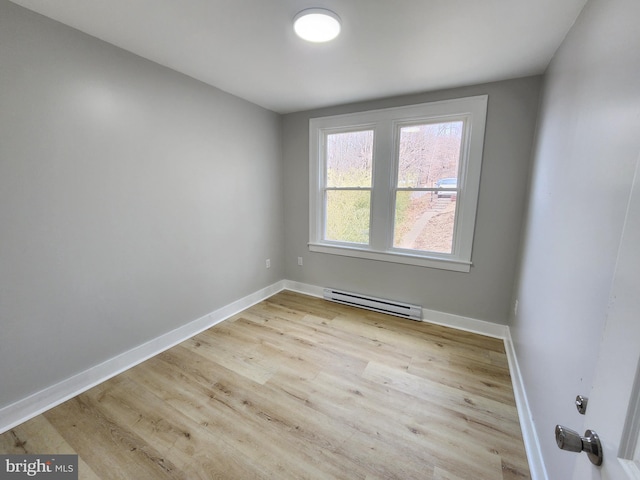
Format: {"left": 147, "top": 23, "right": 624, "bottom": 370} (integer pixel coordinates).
{"left": 0, "top": 1, "right": 284, "bottom": 409}
{"left": 510, "top": 0, "right": 640, "bottom": 477}
{"left": 282, "top": 77, "right": 541, "bottom": 323}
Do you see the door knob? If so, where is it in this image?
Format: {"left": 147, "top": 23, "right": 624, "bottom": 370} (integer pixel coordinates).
{"left": 555, "top": 425, "right": 603, "bottom": 466}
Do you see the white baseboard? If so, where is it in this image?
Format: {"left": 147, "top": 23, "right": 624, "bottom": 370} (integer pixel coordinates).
{"left": 281, "top": 279, "right": 325, "bottom": 298}
{"left": 285, "top": 281, "right": 507, "bottom": 338}
{"left": 420, "top": 307, "right": 508, "bottom": 339}
{"left": 0, "top": 280, "right": 287, "bottom": 434}
{"left": 504, "top": 329, "right": 549, "bottom": 480}
{"left": 0, "top": 278, "right": 548, "bottom": 480}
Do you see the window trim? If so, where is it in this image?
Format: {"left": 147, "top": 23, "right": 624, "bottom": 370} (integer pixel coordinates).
{"left": 309, "top": 95, "right": 488, "bottom": 272}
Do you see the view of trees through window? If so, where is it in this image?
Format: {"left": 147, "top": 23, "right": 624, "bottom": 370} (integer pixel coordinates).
{"left": 324, "top": 122, "right": 462, "bottom": 253}
{"left": 394, "top": 121, "right": 462, "bottom": 253}
{"left": 324, "top": 130, "right": 373, "bottom": 244}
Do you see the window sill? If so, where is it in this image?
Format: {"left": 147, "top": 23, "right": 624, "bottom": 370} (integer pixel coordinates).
{"left": 308, "top": 243, "right": 472, "bottom": 272}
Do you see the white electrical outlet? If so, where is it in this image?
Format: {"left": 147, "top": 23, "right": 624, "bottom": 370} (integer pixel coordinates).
{"left": 514, "top": 299, "right": 519, "bottom": 315}
{"left": 266, "top": 259, "right": 271, "bottom": 268}
{"left": 297, "top": 257, "right": 303, "bottom": 266}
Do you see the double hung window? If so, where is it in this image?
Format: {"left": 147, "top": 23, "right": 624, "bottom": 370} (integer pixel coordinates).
{"left": 309, "top": 95, "right": 488, "bottom": 272}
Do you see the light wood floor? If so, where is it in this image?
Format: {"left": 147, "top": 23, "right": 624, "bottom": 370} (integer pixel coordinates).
{"left": 1, "top": 291, "right": 530, "bottom": 479}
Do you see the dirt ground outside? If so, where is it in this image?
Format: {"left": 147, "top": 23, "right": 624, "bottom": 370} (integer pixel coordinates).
{"left": 395, "top": 193, "right": 456, "bottom": 253}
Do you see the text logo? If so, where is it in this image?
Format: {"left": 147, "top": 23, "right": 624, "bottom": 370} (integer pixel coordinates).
{"left": 0, "top": 455, "right": 77, "bottom": 479}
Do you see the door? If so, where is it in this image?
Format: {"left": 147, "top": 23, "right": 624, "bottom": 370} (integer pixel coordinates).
{"left": 572, "top": 153, "right": 640, "bottom": 479}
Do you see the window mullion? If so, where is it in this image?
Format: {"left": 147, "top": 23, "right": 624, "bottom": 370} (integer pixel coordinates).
{"left": 369, "top": 121, "right": 394, "bottom": 251}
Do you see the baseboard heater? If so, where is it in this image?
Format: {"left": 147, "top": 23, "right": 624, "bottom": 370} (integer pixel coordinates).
{"left": 323, "top": 288, "right": 422, "bottom": 321}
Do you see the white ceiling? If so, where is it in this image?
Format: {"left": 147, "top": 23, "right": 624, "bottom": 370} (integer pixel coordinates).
{"left": 10, "top": 0, "right": 588, "bottom": 114}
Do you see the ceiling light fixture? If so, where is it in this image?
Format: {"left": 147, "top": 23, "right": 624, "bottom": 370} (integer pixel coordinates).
{"left": 293, "top": 8, "right": 341, "bottom": 43}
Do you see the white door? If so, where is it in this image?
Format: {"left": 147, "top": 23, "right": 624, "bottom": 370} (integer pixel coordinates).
{"left": 572, "top": 154, "right": 640, "bottom": 479}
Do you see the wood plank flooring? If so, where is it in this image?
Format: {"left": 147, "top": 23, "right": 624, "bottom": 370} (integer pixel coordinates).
{"left": 0, "top": 290, "right": 531, "bottom": 479}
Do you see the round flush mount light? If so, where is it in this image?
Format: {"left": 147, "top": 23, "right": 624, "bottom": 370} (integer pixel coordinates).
{"left": 293, "top": 8, "right": 341, "bottom": 43}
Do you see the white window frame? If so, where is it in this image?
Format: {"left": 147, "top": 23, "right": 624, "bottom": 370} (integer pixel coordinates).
{"left": 309, "top": 95, "right": 488, "bottom": 273}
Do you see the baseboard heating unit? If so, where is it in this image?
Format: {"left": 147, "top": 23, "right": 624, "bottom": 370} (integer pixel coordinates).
{"left": 323, "top": 288, "right": 422, "bottom": 321}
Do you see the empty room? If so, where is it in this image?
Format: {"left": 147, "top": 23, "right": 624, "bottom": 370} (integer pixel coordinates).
{"left": 1, "top": 0, "right": 639, "bottom": 479}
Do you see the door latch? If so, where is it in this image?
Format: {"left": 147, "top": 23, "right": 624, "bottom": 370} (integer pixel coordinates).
{"left": 555, "top": 425, "right": 603, "bottom": 466}
{"left": 575, "top": 395, "right": 588, "bottom": 415}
